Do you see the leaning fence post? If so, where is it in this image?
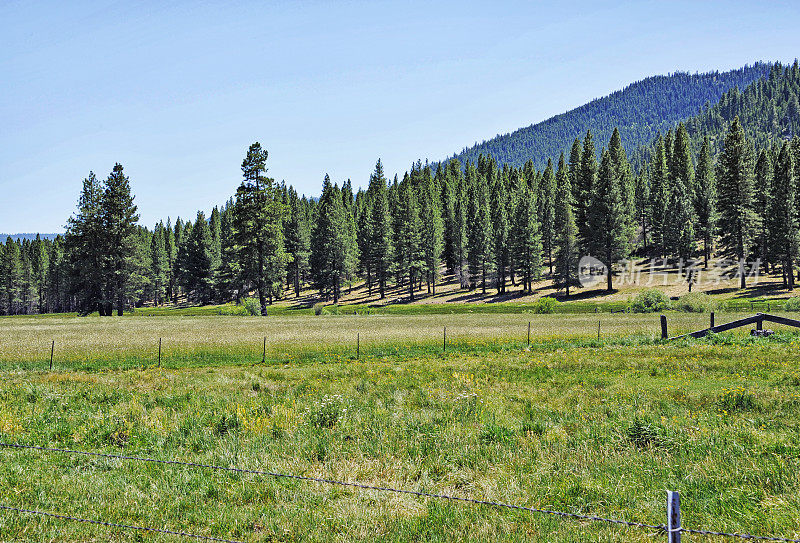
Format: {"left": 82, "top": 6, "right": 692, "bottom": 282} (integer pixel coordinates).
{"left": 667, "top": 490, "right": 681, "bottom": 542}
{"left": 660, "top": 315, "right": 668, "bottom": 340}
{"left": 50, "top": 340, "right": 55, "bottom": 371}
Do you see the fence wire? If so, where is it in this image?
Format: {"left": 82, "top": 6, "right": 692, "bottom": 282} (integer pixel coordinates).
{"left": 0, "top": 504, "right": 245, "bottom": 543}
{"left": 2, "top": 441, "right": 799, "bottom": 542}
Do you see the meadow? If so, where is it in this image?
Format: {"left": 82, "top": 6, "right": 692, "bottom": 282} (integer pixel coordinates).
{"left": 1, "top": 313, "right": 799, "bottom": 541}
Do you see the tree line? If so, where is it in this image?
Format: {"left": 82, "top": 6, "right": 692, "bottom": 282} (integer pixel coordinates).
{"left": 2, "top": 63, "right": 800, "bottom": 316}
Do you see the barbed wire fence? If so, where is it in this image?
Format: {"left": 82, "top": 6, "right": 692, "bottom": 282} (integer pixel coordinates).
{"left": 1, "top": 442, "right": 798, "bottom": 542}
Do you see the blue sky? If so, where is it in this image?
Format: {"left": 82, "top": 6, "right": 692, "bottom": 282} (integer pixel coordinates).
{"left": 1, "top": 0, "right": 799, "bottom": 233}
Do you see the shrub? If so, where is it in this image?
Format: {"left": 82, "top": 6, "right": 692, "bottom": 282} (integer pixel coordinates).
{"left": 532, "top": 297, "right": 558, "bottom": 314}
{"left": 243, "top": 297, "right": 261, "bottom": 316}
{"left": 627, "top": 289, "right": 670, "bottom": 313}
{"left": 313, "top": 303, "right": 324, "bottom": 316}
{"left": 674, "top": 292, "right": 717, "bottom": 313}
{"left": 784, "top": 297, "right": 800, "bottom": 311}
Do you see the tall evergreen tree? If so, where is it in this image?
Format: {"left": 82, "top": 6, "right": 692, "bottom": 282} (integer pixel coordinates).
{"left": 512, "top": 168, "right": 541, "bottom": 291}
{"left": 150, "top": 222, "right": 168, "bottom": 305}
{"left": 575, "top": 130, "right": 597, "bottom": 251}
{"left": 419, "top": 165, "right": 444, "bottom": 294}
{"left": 538, "top": 159, "right": 556, "bottom": 275}
{"left": 232, "top": 143, "right": 288, "bottom": 314}
{"left": 465, "top": 161, "right": 493, "bottom": 293}
{"left": 753, "top": 149, "right": 773, "bottom": 272}
{"left": 716, "top": 117, "right": 757, "bottom": 289}
{"left": 695, "top": 137, "right": 717, "bottom": 268}
{"left": 587, "top": 149, "right": 631, "bottom": 292}
{"left": 553, "top": 154, "right": 579, "bottom": 296}
{"left": 368, "top": 159, "right": 393, "bottom": 298}
{"left": 767, "top": 142, "right": 797, "bottom": 289}
{"left": 284, "top": 187, "right": 311, "bottom": 297}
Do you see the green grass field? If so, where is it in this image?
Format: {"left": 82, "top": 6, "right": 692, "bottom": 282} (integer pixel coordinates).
{"left": 1, "top": 313, "right": 799, "bottom": 541}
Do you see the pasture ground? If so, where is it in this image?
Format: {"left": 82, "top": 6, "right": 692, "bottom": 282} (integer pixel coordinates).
{"left": 0, "top": 314, "right": 799, "bottom": 541}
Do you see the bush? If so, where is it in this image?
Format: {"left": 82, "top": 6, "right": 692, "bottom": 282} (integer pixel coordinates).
{"left": 243, "top": 297, "right": 261, "bottom": 316}
{"left": 532, "top": 297, "right": 558, "bottom": 314}
{"left": 674, "top": 292, "right": 717, "bottom": 313}
{"left": 313, "top": 303, "right": 324, "bottom": 316}
{"left": 784, "top": 297, "right": 800, "bottom": 311}
{"left": 627, "top": 289, "right": 670, "bottom": 313}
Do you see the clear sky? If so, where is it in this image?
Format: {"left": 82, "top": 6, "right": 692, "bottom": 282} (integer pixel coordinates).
{"left": 1, "top": 0, "right": 799, "bottom": 233}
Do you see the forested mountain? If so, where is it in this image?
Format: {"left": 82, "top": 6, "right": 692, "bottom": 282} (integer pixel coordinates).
{"left": 4, "top": 61, "right": 800, "bottom": 316}
{"left": 448, "top": 63, "right": 772, "bottom": 170}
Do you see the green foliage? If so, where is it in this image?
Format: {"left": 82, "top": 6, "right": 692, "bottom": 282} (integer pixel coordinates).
{"left": 627, "top": 289, "right": 670, "bottom": 313}
{"left": 532, "top": 297, "right": 558, "bottom": 314}
{"left": 242, "top": 297, "right": 261, "bottom": 316}
{"left": 674, "top": 292, "right": 717, "bottom": 313}
{"left": 783, "top": 297, "right": 800, "bottom": 311}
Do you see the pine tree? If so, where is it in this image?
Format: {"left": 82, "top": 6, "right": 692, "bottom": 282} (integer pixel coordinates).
{"left": 232, "top": 143, "right": 289, "bottom": 314}
{"left": 419, "top": 165, "right": 443, "bottom": 294}
{"left": 451, "top": 162, "right": 468, "bottom": 288}
{"left": 0, "top": 238, "right": 22, "bottom": 315}
{"left": 664, "top": 125, "right": 696, "bottom": 261}
{"left": 716, "top": 117, "right": 757, "bottom": 289}
{"left": 32, "top": 234, "right": 49, "bottom": 313}
{"left": 587, "top": 149, "right": 631, "bottom": 292}
{"left": 695, "top": 137, "right": 717, "bottom": 268}
{"left": 576, "top": 130, "right": 597, "bottom": 251}
{"left": 368, "top": 160, "right": 393, "bottom": 298}
{"left": 180, "top": 211, "right": 215, "bottom": 304}
{"left": 491, "top": 169, "right": 510, "bottom": 293}
{"left": 753, "top": 149, "right": 773, "bottom": 272}
{"left": 512, "top": 168, "right": 541, "bottom": 291}
{"left": 465, "top": 161, "right": 493, "bottom": 293}
{"left": 310, "top": 175, "right": 350, "bottom": 303}
{"left": 284, "top": 187, "right": 311, "bottom": 297}
{"left": 767, "top": 142, "right": 797, "bottom": 289}
{"left": 101, "top": 163, "right": 140, "bottom": 315}
{"left": 648, "top": 136, "right": 670, "bottom": 257}
{"left": 553, "top": 154, "right": 579, "bottom": 296}
{"left": 150, "top": 222, "right": 168, "bottom": 305}
{"left": 634, "top": 170, "right": 651, "bottom": 251}
{"left": 64, "top": 172, "right": 105, "bottom": 315}
{"left": 538, "top": 159, "right": 556, "bottom": 276}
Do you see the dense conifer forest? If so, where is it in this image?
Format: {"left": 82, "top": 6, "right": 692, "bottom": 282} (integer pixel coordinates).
{"left": 450, "top": 63, "right": 771, "bottom": 170}
{"left": 2, "top": 61, "right": 800, "bottom": 316}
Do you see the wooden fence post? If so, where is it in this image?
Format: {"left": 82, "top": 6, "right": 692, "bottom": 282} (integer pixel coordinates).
{"left": 158, "top": 338, "right": 162, "bottom": 368}
{"left": 667, "top": 490, "right": 681, "bottom": 542}
{"left": 660, "top": 315, "right": 668, "bottom": 340}
{"left": 50, "top": 340, "right": 54, "bottom": 371}
{"left": 710, "top": 312, "right": 715, "bottom": 328}
{"left": 262, "top": 337, "right": 266, "bottom": 364}
{"left": 597, "top": 320, "right": 601, "bottom": 340}
{"left": 757, "top": 313, "right": 763, "bottom": 331}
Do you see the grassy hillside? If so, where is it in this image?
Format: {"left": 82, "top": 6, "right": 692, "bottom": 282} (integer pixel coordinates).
{"left": 446, "top": 63, "right": 771, "bottom": 169}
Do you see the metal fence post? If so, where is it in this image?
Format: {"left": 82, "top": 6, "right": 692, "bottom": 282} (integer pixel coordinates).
{"left": 667, "top": 490, "right": 681, "bottom": 542}
{"left": 357, "top": 332, "right": 360, "bottom": 360}
{"left": 443, "top": 326, "right": 446, "bottom": 353}
{"left": 262, "top": 337, "right": 266, "bottom": 364}
{"left": 158, "top": 338, "right": 162, "bottom": 368}
{"left": 50, "top": 340, "right": 54, "bottom": 371}
{"left": 527, "top": 321, "right": 531, "bottom": 346}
